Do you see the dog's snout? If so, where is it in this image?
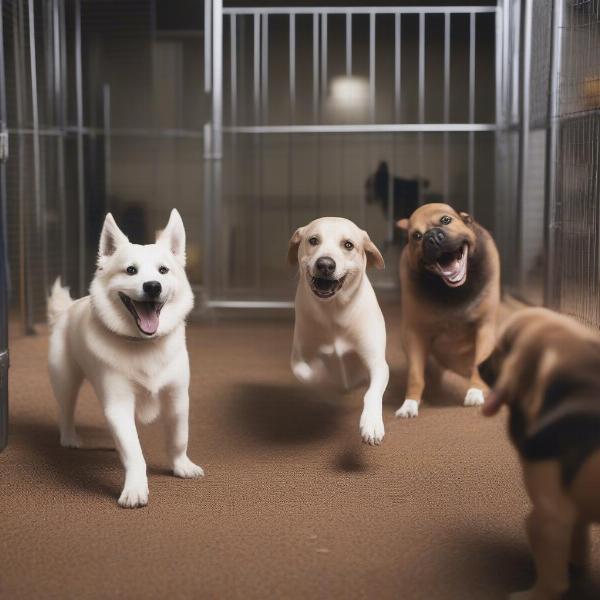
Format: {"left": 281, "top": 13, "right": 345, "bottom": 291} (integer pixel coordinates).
{"left": 316, "top": 256, "right": 336, "bottom": 277}
{"left": 143, "top": 280, "right": 162, "bottom": 298}
{"left": 424, "top": 228, "right": 445, "bottom": 247}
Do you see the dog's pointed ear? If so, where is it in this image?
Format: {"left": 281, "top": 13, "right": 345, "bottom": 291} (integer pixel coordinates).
{"left": 363, "top": 232, "right": 385, "bottom": 270}
{"left": 287, "top": 227, "right": 304, "bottom": 265}
{"left": 99, "top": 213, "right": 129, "bottom": 258}
{"left": 459, "top": 211, "right": 473, "bottom": 225}
{"left": 396, "top": 218, "right": 409, "bottom": 231}
{"left": 157, "top": 209, "right": 186, "bottom": 266}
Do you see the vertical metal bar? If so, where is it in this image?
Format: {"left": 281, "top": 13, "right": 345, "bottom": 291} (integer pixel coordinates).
{"left": 543, "top": 0, "right": 564, "bottom": 308}
{"left": 312, "top": 13, "right": 318, "bottom": 121}
{"left": 204, "top": 0, "right": 212, "bottom": 92}
{"left": 261, "top": 13, "right": 268, "bottom": 124}
{"left": 418, "top": 12, "right": 425, "bottom": 204}
{"left": 468, "top": 12, "right": 475, "bottom": 216}
{"left": 253, "top": 13, "right": 260, "bottom": 124}
{"left": 53, "top": 0, "right": 67, "bottom": 279}
{"left": 102, "top": 84, "right": 111, "bottom": 210}
{"left": 369, "top": 13, "right": 375, "bottom": 122}
{"left": 212, "top": 0, "right": 223, "bottom": 158}
{"left": 443, "top": 12, "right": 450, "bottom": 200}
{"left": 394, "top": 13, "right": 401, "bottom": 121}
{"left": 28, "top": 0, "right": 47, "bottom": 299}
{"left": 289, "top": 14, "right": 295, "bottom": 120}
{"left": 75, "top": 0, "right": 85, "bottom": 296}
{"left": 517, "top": 0, "right": 532, "bottom": 292}
{"left": 345, "top": 13, "right": 352, "bottom": 76}
{"left": 0, "top": 0, "right": 8, "bottom": 450}
{"left": 321, "top": 13, "right": 327, "bottom": 107}
{"left": 230, "top": 14, "right": 237, "bottom": 126}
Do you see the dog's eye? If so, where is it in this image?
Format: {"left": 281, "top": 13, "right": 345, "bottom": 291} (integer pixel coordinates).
{"left": 412, "top": 231, "right": 423, "bottom": 241}
{"left": 158, "top": 266, "right": 169, "bottom": 275}
{"left": 308, "top": 236, "right": 319, "bottom": 246}
{"left": 344, "top": 241, "right": 354, "bottom": 250}
{"left": 440, "top": 215, "right": 452, "bottom": 225}
{"left": 126, "top": 266, "right": 137, "bottom": 275}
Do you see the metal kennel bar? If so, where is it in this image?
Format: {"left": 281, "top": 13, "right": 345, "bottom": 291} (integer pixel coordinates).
{"left": 205, "top": 3, "right": 503, "bottom": 307}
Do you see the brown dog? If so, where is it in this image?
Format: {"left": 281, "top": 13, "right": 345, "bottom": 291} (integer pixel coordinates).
{"left": 395, "top": 203, "right": 500, "bottom": 418}
{"left": 481, "top": 307, "right": 600, "bottom": 600}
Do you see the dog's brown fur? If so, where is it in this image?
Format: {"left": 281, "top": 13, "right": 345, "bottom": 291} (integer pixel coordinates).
{"left": 481, "top": 307, "right": 600, "bottom": 599}
{"left": 395, "top": 203, "right": 500, "bottom": 417}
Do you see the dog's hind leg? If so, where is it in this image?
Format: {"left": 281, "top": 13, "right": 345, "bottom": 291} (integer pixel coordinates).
{"left": 161, "top": 384, "right": 204, "bottom": 479}
{"left": 48, "top": 337, "right": 83, "bottom": 448}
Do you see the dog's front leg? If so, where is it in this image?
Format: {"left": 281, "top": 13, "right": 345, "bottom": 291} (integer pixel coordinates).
{"left": 359, "top": 355, "right": 389, "bottom": 445}
{"left": 103, "top": 392, "right": 149, "bottom": 508}
{"left": 465, "top": 320, "right": 495, "bottom": 407}
{"left": 396, "top": 330, "right": 428, "bottom": 418}
{"left": 161, "top": 385, "right": 204, "bottom": 479}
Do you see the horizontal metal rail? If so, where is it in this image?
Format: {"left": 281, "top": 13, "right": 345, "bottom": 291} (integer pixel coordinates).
{"left": 207, "top": 300, "right": 294, "bottom": 310}
{"left": 223, "top": 6, "right": 497, "bottom": 15}
{"left": 223, "top": 124, "right": 497, "bottom": 134}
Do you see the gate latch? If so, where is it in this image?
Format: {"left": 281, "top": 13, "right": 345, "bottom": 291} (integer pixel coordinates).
{"left": 0, "top": 123, "right": 8, "bottom": 163}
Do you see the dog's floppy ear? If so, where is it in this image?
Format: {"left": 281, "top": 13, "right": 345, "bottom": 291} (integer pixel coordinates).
{"left": 459, "top": 211, "right": 473, "bottom": 225}
{"left": 99, "top": 213, "right": 129, "bottom": 258}
{"left": 363, "top": 232, "right": 385, "bottom": 270}
{"left": 157, "top": 209, "right": 186, "bottom": 266}
{"left": 396, "top": 218, "right": 409, "bottom": 231}
{"left": 287, "top": 227, "right": 303, "bottom": 265}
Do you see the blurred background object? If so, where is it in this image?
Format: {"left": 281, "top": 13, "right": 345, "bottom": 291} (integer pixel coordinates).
{"left": 0, "top": 0, "right": 598, "bottom": 328}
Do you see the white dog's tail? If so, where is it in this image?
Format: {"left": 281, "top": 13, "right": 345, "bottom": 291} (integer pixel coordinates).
{"left": 47, "top": 278, "right": 74, "bottom": 329}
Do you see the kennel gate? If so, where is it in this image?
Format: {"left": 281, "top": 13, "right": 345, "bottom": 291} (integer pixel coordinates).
{"left": 202, "top": 2, "right": 509, "bottom": 309}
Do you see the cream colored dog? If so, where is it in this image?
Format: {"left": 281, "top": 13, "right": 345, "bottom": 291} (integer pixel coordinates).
{"left": 288, "top": 217, "right": 388, "bottom": 445}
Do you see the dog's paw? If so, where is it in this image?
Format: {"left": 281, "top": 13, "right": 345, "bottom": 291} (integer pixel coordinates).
{"left": 118, "top": 481, "right": 149, "bottom": 509}
{"left": 173, "top": 456, "right": 205, "bottom": 479}
{"left": 359, "top": 410, "right": 385, "bottom": 445}
{"left": 60, "top": 431, "right": 82, "bottom": 448}
{"left": 464, "top": 387, "right": 485, "bottom": 407}
{"left": 395, "top": 399, "right": 419, "bottom": 418}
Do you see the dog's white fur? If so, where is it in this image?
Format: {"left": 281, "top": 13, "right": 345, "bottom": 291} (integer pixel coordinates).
{"left": 288, "top": 217, "right": 389, "bottom": 445}
{"left": 47, "top": 209, "right": 203, "bottom": 508}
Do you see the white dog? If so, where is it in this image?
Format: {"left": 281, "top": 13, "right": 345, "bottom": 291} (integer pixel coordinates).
{"left": 47, "top": 209, "right": 203, "bottom": 508}
{"left": 288, "top": 217, "right": 389, "bottom": 445}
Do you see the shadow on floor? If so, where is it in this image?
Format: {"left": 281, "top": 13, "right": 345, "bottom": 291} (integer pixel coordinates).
{"left": 227, "top": 382, "right": 346, "bottom": 445}
{"left": 8, "top": 419, "right": 120, "bottom": 502}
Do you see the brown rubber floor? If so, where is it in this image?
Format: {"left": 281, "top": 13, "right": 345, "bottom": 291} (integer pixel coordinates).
{"left": 1, "top": 304, "right": 599, "bottom": 599}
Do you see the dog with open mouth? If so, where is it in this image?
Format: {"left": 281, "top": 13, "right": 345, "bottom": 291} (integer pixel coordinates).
{"left": 288, "top": 217, "right": 388, "bottom": 445}
{"left": 480, "top": 307, "right": 600, "bottom": 600}
{"left": 47, "top": 209, "right": 203, "bottom": 508}
{"left": 395, "top": 203, "right": 500, "bottom": 418}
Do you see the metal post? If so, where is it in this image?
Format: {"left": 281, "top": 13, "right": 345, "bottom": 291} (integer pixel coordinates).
{"left": 289, "top": 14, "right": 295, "bottom": 120}
{"left": 321, "top": 13, "right": 327, "bottom": 107}
{"left": 418, "top": 12, "right": 425, "bottom": 204}
{"left": 0, "top": 0, "right": 9, "bottom": 450}
{"left": 230, "top": 14, "right": 237, "bottom": 126}
{"left": 543, "top": 0, "right": 564, "bottom": 308}
{"left": 443, "top": 12, "right": 450, "bottom": 201}
{"left": 468, "top": 12, "right": 475, "bottom": 216}
{"left": 204, "top": 0, "right": 212, "bottom": 92}
{"left": 394, "top": 13, "right": 401, "bottom": 121}
{"left": 212, "top": 0, "right": 223, "bottom": 158}
{"left": 261, "top": 14, "right": 268, "bottom": 125}
{"left": 28, "top": 0, "right": 48, "bottom": 295}
{"left": 253, "top": 13, "right": 260, "bottom": 124}
{"left": 517, "top": 0, "right": 532, "bottom": 292}
{"left": 75, "top": 0, "right": 86, "bottom": 296}
{"left": 312, "top": 13, "right": 318, "bottom": 122}
{"left": 345, "top": 13, "right": 352, "bottom": 76}
{"left": 102, "top": 84, "right": 111, "bottom": 209}
{"left": 369, "top": 13, "right": 375, "bottom": 122}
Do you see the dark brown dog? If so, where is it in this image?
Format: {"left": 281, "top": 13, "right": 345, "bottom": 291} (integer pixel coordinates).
{"left": 481, "top": 307, "right": 600, "bottom": 600}
{"left": 395, "top": 203, "right": 500, "bottom": 418}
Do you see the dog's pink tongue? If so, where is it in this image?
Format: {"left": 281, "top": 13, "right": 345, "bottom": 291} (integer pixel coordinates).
{"left": 134, "top": 301, "right": 159, "bottom": 335}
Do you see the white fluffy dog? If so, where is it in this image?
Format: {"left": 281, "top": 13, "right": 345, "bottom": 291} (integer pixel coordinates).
{"left": 47, "top": 209, "right": 203, "bottom": 508}
{"left": 288, "top": 217, "right": 389, "bottom": 445}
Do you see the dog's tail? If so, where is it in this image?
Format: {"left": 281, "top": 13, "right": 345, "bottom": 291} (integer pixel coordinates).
{"left": 47, "top": 278, "right": 74, "bottom": 329}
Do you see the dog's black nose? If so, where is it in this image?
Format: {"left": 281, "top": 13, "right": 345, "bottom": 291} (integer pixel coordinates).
{"left": 424, "top": 227, "right": 445, "bottom": 247}
{"left": 143, "top": 281, "right": 162, "bottom": 298}
{"left": 316, "top": 256, "right": 336, "bottom": 277}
